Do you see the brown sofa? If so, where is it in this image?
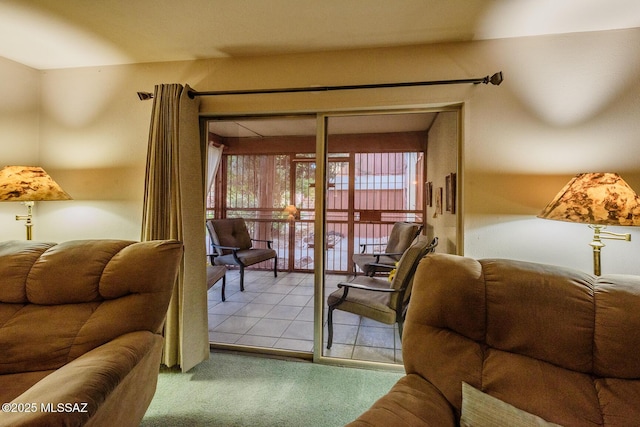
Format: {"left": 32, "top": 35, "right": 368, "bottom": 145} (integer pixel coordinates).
{"left": 0, "top": 239, "right": 182, "bottom": 427}
{"left": 348, "top": 253, "right": 640, "bottom": 426}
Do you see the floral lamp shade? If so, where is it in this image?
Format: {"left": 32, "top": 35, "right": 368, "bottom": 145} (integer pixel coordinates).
{"left": 0, "top": 166, "right": 71, "bottom": 201}
{"left": 0, "top": 165, "right": 71, "bottom": 240}
{"left": 538, "top": 172, "right": 640, "bottom": 276}
{"left": 537, "top": 172, "right": 640, "bottom": 226}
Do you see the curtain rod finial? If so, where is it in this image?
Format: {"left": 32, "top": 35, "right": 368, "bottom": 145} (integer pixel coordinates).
{"left": 137, "top": 91, "right": 154, "bottom": 101}
{"left": 489, "top": 71, "right": 503, "bottom": 86}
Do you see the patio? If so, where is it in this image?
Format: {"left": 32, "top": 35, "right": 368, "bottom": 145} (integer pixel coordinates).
{"left": 207, "top": 268, "right": 403, "bottom": 364}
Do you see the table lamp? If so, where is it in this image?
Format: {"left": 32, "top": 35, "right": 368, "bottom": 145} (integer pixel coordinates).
{"left": 0, "top": 166, "right": 72, "bottom": 240}
{"left": 537, "top": 172, "right": 639, "bottom": 276}
{"left": 283, "top": 204, "right": 298, "bottom": 221}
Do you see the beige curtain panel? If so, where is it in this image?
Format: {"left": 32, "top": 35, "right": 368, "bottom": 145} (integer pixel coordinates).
{"left": 141, "top": 83, "right": 209, "bottom": 372}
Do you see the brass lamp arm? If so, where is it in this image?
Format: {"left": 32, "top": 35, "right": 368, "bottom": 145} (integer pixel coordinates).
{"left": 599, "top": 230, "right": 631, "bottom": 241}
{"left": 589, "top": 224, "right": 631, "bottom": 242}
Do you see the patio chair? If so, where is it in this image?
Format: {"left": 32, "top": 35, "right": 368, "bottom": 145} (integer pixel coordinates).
{"left": 352, "top": 221, "right": 423, "bottom": 276}
{"left": 327, "top": 236, "right": 438, "bottom": 349}
{"left": 207, "top": 264, "right": 227, "bottom": 301}
{"left": 206, "top": 218, "right": 277, "bottom": 294}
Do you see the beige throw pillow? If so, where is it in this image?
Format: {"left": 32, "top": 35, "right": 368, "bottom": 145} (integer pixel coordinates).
{"left": 460, "top": 382, "right": 563, "bottom": 427}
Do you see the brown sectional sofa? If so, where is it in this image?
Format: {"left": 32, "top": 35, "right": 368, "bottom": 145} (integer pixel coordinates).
{"left": 0, "top": 239, "right": 182, "bottom": 427}
{"left": 348, "top": 253, "right": 640, "bottom": 426}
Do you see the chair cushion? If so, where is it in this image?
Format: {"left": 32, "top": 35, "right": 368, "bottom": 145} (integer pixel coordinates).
{"left": 209, "top": 218, "right": 252, "bottom": 252}
{"left": 385, "top": 222, "right": 420, "bottom": 254}
{"left": 327, "top": 277, "right": 396, "bottom": 325}
{"left": 213, "top": 248, "right": 276, "bottom": 267}
{"left": 206, "top": 265, "right": 226, "bottom": 289}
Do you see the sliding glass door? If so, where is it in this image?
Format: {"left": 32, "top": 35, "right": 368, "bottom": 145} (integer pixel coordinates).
{"left": 204, "top": 107, "right": 460, "bottom": 367}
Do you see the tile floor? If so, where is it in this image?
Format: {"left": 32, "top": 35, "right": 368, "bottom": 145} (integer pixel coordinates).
{"left": 207, "top": 268, "right": 403, "bottom": 364}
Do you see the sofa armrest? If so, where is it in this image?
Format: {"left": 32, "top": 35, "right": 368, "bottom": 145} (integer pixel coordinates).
{"left": 346, "top": 374, "right": 456, "bottom": 426}
{"left": 0, "top": 331, "right": 163, "bottom": 427}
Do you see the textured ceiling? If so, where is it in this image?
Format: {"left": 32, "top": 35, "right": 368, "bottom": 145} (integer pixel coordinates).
{"left": 209, "top": 112, "right": 439, "bottom": 137}
{"left": 1, "top": 0, "right": 638, "bottom": 70}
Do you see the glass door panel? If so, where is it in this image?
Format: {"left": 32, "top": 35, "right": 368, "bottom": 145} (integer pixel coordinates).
{"left": 321, "top": 111, "right": 438, "bottom": 366}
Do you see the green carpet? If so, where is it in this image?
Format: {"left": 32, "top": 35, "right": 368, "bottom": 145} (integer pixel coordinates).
{"left": 141, "top": 351, "right": 403, "bottom": 427}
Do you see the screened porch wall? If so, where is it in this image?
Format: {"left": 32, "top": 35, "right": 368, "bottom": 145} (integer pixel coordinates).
{"left": 206, "top": 129, "right": 427, "bottom": 274}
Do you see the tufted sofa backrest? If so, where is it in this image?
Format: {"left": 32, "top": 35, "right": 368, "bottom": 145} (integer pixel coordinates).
{"left": 0, "top": 239, "right": 182, "bottom": 375}
{"left": 403, "top": 253, "right": 640, "bottom": 426}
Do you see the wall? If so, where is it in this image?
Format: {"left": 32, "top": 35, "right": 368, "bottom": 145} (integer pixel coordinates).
{"left": 426, "top": 111, "right": 459, "bottom": 254}
{"left": 0, "top": 57, "right": 40, "bottom": 239}
{"left": 465, "top": 29, "right": 640, "bottom": 275}
{"left": 3, "top": 28, "right": 639, "bottom": 274}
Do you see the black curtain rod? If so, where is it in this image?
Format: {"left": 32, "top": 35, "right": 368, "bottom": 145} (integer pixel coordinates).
{"left": 137, "top": 72, "right": 503, "bottom": 100}
{"left": 185, "top": 71, "right": 503, "bottom": 99}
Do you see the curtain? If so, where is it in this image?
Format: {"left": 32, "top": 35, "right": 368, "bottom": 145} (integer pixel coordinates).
{"left": 141, "top": 83, "right": 209, "bottom": 372}
{"left": 206, "top": 143, "right": 223, "bottom": 197}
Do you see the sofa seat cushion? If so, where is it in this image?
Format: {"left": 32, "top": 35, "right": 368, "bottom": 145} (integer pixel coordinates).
{"left": 595, "top": 377, "right": 640, "bottom": 424}
{"left": 0, "top": 370, "right": 55, "bottom": 405}
{"left": 346, "top": 374, "right": 456, "bottom": 427}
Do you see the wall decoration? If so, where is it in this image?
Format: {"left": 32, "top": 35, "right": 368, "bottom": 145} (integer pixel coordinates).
{"left": 435, "top": 187, "right": 443, "bottom": 216}
{"left": 446, "top": 173, "right": 456, "bottom": 214}
{"left": 426, "top": 181, "right": 433, "bottom": 207}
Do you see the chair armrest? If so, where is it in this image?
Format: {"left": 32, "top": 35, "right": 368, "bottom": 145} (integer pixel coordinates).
{"left": 368, "top": 252, "right": 387, "bottom": 257}
{"left": 211, "top": 244, "right": 241, "bottom": 252}
{"left": 376, "top": 252, "right": 403, "bottom": 257}
{"left": 210, "top": 244, "right": 244, "bottom": 264}
{"left": 364, "top": 252, "right": 402, "bottom": 264}
{"left": 251, "top": 238, "right": 273, "bottom": 249}
{"left": 366, "top": 262, "right": 396, "bottom": 270}
{"left": 329, "top": 281, "right": 401, "bottom": 309}
{"left": 359, "top": 243, "right": 387, "bottom": 254}
{"left": 337, "top": 281, "right": 399, "bottom": 293}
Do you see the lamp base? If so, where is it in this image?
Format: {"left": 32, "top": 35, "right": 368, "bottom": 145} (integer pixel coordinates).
{"left": 15, "top": 201, "right": 34, "bottom": 240}
{"left": 588, "top": 225, "right": 630, "bottom": 276}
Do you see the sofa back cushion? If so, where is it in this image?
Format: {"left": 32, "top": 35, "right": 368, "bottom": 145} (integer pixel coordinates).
{"left": 0, "top": 239, "right": 182, "bottom": 374}
{"left": 0, "top": 241, "right": 53, "bottom": 304}
{"left": 403, "top": 253, "right": 640, "bottom": 426}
